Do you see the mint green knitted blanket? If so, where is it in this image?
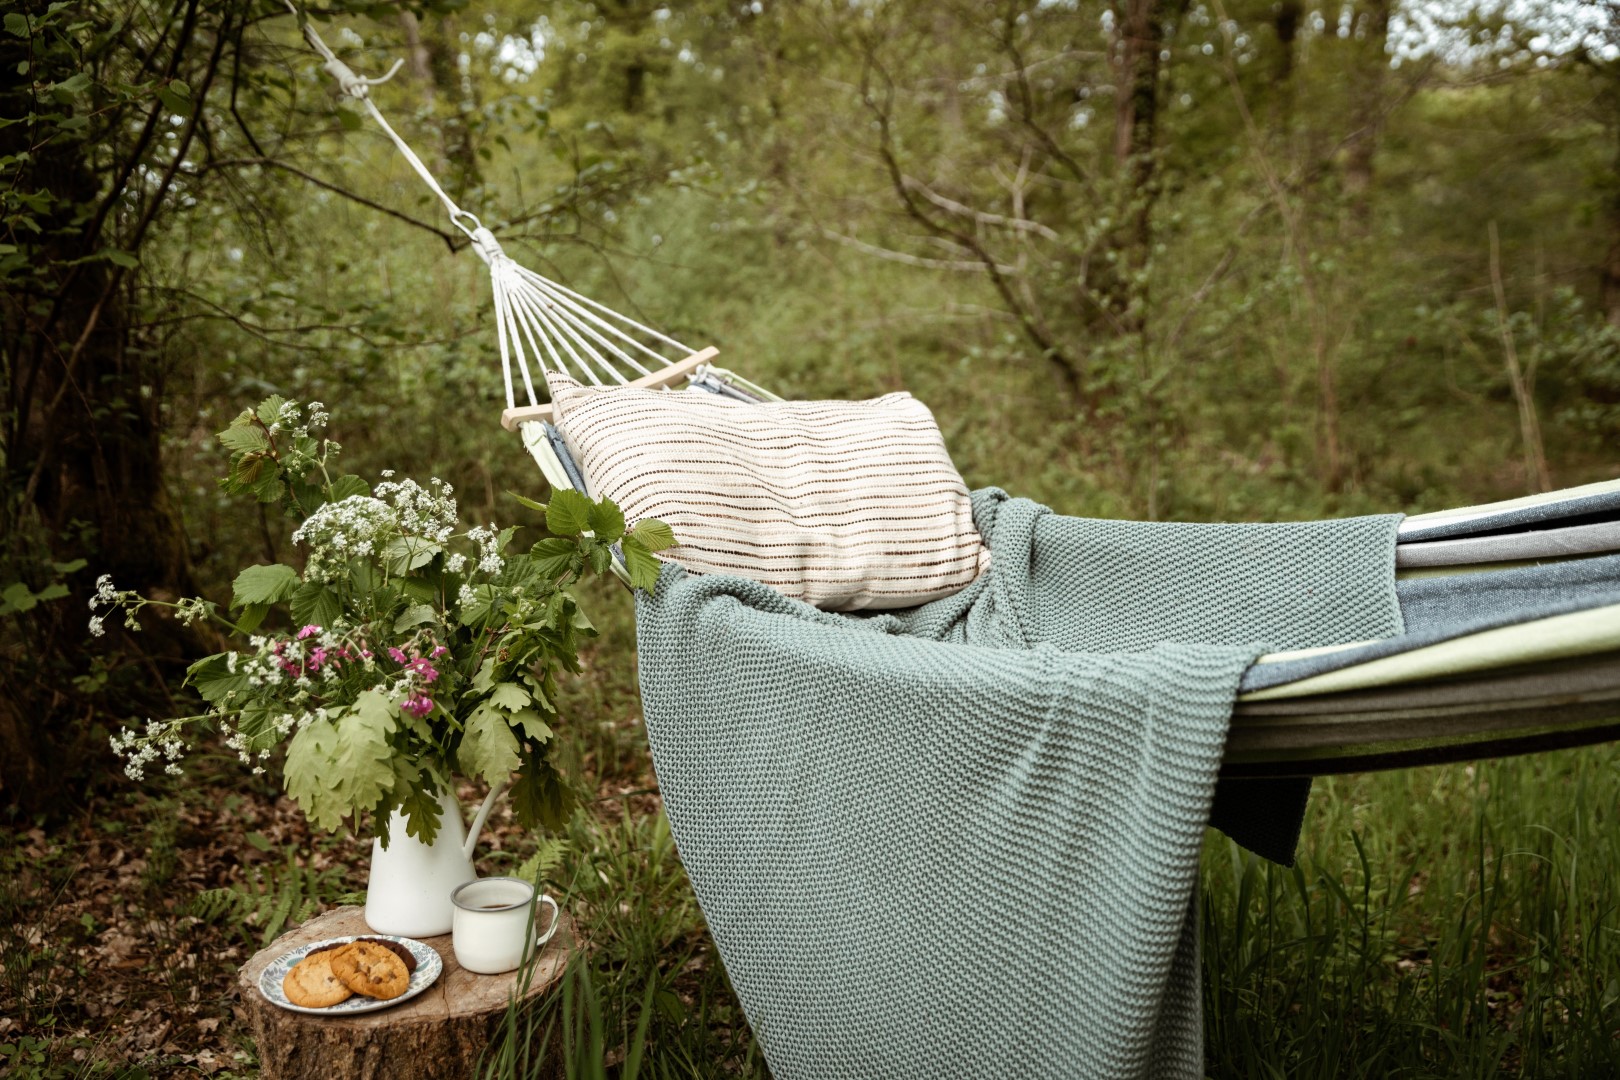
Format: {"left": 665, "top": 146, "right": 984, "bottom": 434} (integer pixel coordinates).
{"left": 635, "top": 490, "right": 1401, "bottom": 1078}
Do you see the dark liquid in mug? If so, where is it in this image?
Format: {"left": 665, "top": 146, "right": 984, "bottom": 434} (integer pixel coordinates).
{"left": 478, "top": 903, "right": 512, "bottom": 909}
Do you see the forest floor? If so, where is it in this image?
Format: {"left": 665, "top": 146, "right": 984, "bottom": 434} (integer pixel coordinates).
{"left": 0, "top": 754, "right": 670, "bottom": 1079}
{"left": 1, "top": 770, "right": 336, "bottom": 1077}
{"left": 6, "top": 689, "right": 1620, "bottom": 1078}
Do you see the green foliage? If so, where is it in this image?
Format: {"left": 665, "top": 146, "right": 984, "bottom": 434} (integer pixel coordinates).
{"left": 191, "top": 841, "right": 364, "bottom": 948}
{"left": 9, "top": 0, "right": 1620, "bottom": 1073}
{"left": 230, "top": 564, "right": 301, "bottom": 609}
{"left": 514, "top": 835, "right": 569, "bottom": 886}
{"left": 1202, "top": 746, "right": 1620, "bottom": 1077}
{"left": 103, "top": 396, "right": 675, "bottom": 847}
{"left": 479, "top": 810, "right": 765, "bottom": 1080}
{"left": 513, "top": 490, "right": 674, "bottom": 593}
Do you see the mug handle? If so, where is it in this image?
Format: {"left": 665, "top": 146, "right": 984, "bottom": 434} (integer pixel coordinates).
{"left": 533, "top": 894, "right": 561, "bottom": 949}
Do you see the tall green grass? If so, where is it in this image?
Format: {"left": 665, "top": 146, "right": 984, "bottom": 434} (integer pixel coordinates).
{"left": 1203, "top": 749, "right": 1620, "bottom": 1078}
{"left": 480, "top": 808, "right": 767, "bottom": 1080}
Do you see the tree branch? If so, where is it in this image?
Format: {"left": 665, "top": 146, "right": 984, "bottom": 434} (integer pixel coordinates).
{"left": 859, "top": 44, "right": 1082, "bottom": 398}
{"left": 191, "top": 158, "right": 465, "bottom": 252}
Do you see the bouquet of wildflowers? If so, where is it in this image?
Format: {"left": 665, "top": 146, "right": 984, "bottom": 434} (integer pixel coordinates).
{"left": 98, "top": 396, "right": 672, "bottom": 844}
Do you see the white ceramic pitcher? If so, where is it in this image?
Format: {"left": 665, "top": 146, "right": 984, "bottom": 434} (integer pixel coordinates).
{"left": 364, "top": 782, "right": 506, "bottom": 937}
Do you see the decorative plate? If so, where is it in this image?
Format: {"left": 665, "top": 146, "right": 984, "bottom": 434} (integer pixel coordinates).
{"left": 258, "top": 935, "right": 443, "bottom": 1016}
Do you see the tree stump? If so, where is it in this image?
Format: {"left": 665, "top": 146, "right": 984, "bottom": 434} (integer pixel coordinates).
{"left": 237, "top": 905, "right": 573, "bottom": 1080}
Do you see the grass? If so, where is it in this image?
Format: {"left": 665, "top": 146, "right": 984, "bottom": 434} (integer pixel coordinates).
{"left": 6, "top": 586, "right": 1620, "bottom": 1077}
{"left": 1202, "top": 750, "right": 1620, "bottom": 1079}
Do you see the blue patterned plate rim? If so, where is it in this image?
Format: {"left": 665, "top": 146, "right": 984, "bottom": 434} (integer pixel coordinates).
{"left": 258, "top": 934, "right": 443, "bottom": 1016}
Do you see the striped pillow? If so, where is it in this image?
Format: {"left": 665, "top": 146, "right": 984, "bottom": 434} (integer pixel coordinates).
{"left": 547, "top": 373, "right": 990, "bottom": 610}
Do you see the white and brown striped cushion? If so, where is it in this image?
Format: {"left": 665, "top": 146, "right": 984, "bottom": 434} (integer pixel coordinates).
{"left": 547, "top": 373, "right": 990, "bottom": 610}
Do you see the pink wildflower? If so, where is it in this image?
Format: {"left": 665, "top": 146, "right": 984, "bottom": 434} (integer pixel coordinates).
{"left": 308, "top": 647, "right": 329, "bottom": 670}
{"left": 405, "top": 658, "right": 440, "bottom": 683}
{"left": 297, "top": 624, "right": 322, "bottom": 640}
{"left": 387, "top": 647, "right": 408, "bottom": 664}
{"left": 430, "top": 645, "right": 448, "bottom": 659}
{"left": 400, "top": 694, "right": 434, "bottom": 718}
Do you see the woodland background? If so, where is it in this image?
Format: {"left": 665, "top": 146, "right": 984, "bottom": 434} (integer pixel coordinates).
{"left": 3, "top": 0, "right": 1620, "bottom": 1076}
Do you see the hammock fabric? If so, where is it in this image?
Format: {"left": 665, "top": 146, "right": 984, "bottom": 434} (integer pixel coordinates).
{"left": 287, "top": 13, "right": 1620, "bottom": 774}
{"left": 635, "top": 492, "right": 1400, "bottom": 1079}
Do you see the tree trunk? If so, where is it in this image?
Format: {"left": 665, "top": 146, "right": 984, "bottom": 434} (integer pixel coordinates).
{"left": 237, "top": 906, "right": 572, "bottom": 1080}
{"left": 1342, "top": 0, "right": 1390, "bottom": 226}
{"left": 1271, "top": 0, "right": 1301, "bottom": 125}
{"left": 398, "top": 11, "right": 436, "bottom": 103}
{"left": 424, "top": 15, "right": 482, "bottom": 190}
{"left": 0, "top": 0, "right": 208, "bottom": 813}
{"left": 1604, "top": 119, "right": 1620, "bottom": 329}
{"left": 1108, "top": 0, "right": 1166, "bottom": 334}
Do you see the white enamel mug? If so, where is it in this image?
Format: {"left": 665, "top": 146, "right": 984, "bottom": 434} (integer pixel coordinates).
{"left": 449, "top": 876, "right": 561, "bottom": 975}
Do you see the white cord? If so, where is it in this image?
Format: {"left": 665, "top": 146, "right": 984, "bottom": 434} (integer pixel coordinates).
{"left": 285, "top": 1, "right": 699, "bottom": 411}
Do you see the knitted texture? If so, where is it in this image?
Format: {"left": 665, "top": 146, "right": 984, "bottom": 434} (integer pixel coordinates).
{"left": 636, "top": 492, "right": 1403, "bottom": 1079}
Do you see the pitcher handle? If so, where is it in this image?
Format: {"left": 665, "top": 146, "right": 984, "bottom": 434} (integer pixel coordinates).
{"left": 461, "top": 778, "right": 509, "bottom": 862}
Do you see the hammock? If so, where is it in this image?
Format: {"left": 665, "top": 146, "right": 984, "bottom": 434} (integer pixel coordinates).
{"left": 289, "top": 14, "right": 1620, "bottom": 778}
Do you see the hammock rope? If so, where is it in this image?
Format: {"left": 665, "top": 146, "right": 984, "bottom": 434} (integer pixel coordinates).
{"left": 283, "top": 8, "right": 1620, "bottom": 776}
{"left": 283, "top": 1, "right": 711, "bottom": 431}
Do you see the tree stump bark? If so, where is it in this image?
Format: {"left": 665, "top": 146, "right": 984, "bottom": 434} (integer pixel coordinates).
{"left": 237, "top": 905, "right": 572, "bottom": 1080}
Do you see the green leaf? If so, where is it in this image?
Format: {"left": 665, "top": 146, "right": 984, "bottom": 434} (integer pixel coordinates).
{"left": 51, "top": 558, "right": 87, "bottom": 574}
{"left": 471, "top": 658, "right": 497, "bottom": 694}
{"left": 509, "top": 756, "right": 570, "bottom": 832}
{"left": 393, "top": 603, "right": 438, "bottom": 633}
{"left": 545, "top": 489, "right": 593, "bottom": 536}
{"left": 186, "top": 650, "right": 239, "bottom": 702}
{"left": 157, "top": 87, "right": 190, "bottom": 117}
{"left": 508, "top": 706, "right": 553, "bottom": 743}
{"left": 384, "top": 537, "right": 440, "bottom": 574}
{"left": 51, "top": 71, "right": 90, "bottom": 96}
{"left": 458, "top": 702, "right": 521, "bottom": 785}
{"left": 235, "top": 603, "right": 269, "bottom": 633}
{"left": 621, "top": 540, "right": 662, "bottom": 592}
{"left": 327, "top": 474, "right": 370, "bottom": 502}
{"left": 587, "top": 543, "right": 611, "bottom": 576}
{"left": 393, "top": 763, "right": 444, "bottom": 847}
{"left": 99, "top": 248, "right": 138, "bottom": 269}
{"left": 383, "top": 757, "right": 443, "bottom": 848}
{"left": 588, "top": 497, "right": 625, "bottom": 543}
{"left": 256, "top": 395, "right": 289, "bottom": 426}
{"left": 186, "top": 653, "right": 250, "bottom": 705}
{"left": 34, "top": 583, "right": 69, "bottom": 603}
{"left": 4, "top": 13, "right": 29, "bottom": 35}
{"left": 514, "top": 836, "right": 569, "bottom": 885}
{"left": 506, "top": 490, "right": 548, "bottom": 513}
{"left": 284, "top": 718, "right": 343, "bottom": 832}
{"left": 231, "top": 564, "right": 300, "bottom": 609}
{"left": 528, "top": 537, "right": 577, "bottom": 580}
{"left": 488, "top": 682, "right": 530, "bottom": 711}
{"left": 251, "top": 470, "right": 284, "bottom": 505}
{"left": 289, "top": 582, "right": 342, "bottom": 629}
{"left": 226, "top": 449, "right": 268, "bottom": 489}
{"left": 399, "top": 577, "right": 437, "bottom": 605}
{"left": 285, "top": 692, "right": 397, "bottom": 833}
{"left": 629, "top": 518, "right": 676, "bottom": 552}
{"left": 2, "top": 581, "right": 36, "bottom": 613}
